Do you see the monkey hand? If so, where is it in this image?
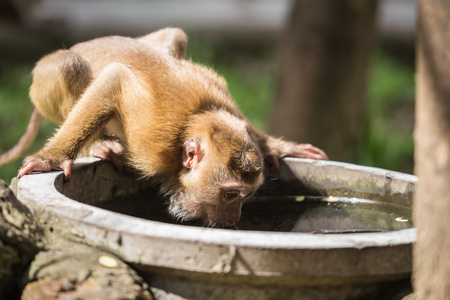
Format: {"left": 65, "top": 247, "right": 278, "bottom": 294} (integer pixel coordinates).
{"left": 281, "top": 143, "right": 328, "bottom": 160}
{"left": 265, "top": 141, "right": 328, "bottom": 173}
{"left": 18, "top": 154, "right": 73, "bottom": 181}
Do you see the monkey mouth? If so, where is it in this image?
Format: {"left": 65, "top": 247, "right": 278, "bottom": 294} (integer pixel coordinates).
{"left": 206, "top": 220, "right": 238, "bottom": 229}
{"left": 206, "top": 215, "right": 240, "bottom": 228}
{"left": 167, "top": 200, "right": 239, "bottom": 228}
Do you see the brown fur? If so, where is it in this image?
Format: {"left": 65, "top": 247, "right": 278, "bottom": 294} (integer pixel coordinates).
{"left": 5, "top": 27, "right": 327, "bottom": 226}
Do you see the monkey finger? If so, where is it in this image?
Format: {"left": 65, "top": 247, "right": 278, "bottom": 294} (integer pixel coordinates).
{"left": 18, "top": 164, "right": 35, "bottom": 179}
{"left": 302, "top": 144, "right": 328, "bottom": 159}
{"left": 306, "top": 148, "right": 328, "bottom": 160}
{"left": 310, "top": 148, "right": 328, "bottom": 160}
{"left": 317, "top": 151, "right": 328, "bottom": 160}
{"left": 61, "top": 160, "right": 73, "bottom": 182}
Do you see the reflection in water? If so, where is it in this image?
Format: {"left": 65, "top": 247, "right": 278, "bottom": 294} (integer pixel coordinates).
{"left": 92, "top": 193, "right": 413, "bottom": 233}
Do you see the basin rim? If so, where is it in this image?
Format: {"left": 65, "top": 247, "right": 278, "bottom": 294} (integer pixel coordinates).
{"left": 16, "top": 158, "right": 417, "bottom": 250}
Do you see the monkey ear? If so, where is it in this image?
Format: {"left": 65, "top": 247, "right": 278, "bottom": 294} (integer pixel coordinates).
{"left": 182, "top": 138, "right": 203, "bottom": 168}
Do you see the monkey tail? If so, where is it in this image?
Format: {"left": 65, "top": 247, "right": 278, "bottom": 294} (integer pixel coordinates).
{"left": 0, "top": 108, "right": 43, "bottom": 166}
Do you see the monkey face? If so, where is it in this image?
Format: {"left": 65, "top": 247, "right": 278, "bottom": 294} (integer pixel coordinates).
{"left": 171, "top": 176, "right": 260, "bottom": 227}
{"left": 203, "top": 183, "right": 257, "bottom": 227}
{"left": 172, "top": 142, "right": 264, "bottom": 227}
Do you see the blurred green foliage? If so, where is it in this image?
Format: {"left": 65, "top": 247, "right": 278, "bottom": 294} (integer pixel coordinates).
{"left": 0, "top": 39, "right": 415, "bottom": 184}
{"left": 358, "top": 50, "right": 415, "bottom": 173}
{"left": 0, "top": 63, "right": 57, "bottom": 183}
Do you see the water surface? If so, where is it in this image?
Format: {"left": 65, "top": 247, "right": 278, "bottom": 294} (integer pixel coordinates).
{"left": 93, "top": 193, "right": 412, "bottom": 233}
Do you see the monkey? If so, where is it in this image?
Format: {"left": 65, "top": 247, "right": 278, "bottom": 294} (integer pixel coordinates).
{"left": 0, "top": 27, "right": 327, "bottom": 227}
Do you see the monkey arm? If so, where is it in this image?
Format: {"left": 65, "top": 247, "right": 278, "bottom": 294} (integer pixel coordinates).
{"left": 18, "top": 63, "right": 137, "bottom": 180}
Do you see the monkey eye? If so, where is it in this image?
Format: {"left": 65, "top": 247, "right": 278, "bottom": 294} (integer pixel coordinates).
{"left": 224, "top": 190, "right": 239, "bottom": 200}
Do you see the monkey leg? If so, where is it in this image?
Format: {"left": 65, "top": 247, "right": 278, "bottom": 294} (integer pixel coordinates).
{"left": 30, "top": 49, "right": 92, "bottom": 123}
{"left": 19, "top": 63, "right": 142, "bottom": 181}
{"left": 136, "top": 27, "right": 188, "bottom": 59}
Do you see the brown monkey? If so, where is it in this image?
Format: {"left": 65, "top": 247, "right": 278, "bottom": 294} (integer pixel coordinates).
{"left": 1, "top": 28, "right": 327, "bottom": 226}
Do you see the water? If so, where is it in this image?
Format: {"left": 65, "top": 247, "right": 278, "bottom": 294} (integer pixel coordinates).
{"left": 93, "top": 193, "right": 413, "bottom": 233}
{"left": 236, "top": 196, "right": 412, "bottom": 233}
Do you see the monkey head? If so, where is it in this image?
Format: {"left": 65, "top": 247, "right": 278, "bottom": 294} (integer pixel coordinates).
{"left": 166, "top": 111, "right": 264, "bottom": 227}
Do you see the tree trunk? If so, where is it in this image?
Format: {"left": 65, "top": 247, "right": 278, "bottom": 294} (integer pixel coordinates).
{"left": 414, "top": 0, "right": 450, "bottom": 298}
{"left": 0, "top": 179, "right": 43, "bottom": 298}
{"left": 271, "top": 0, "right": 377, "bottom": 161}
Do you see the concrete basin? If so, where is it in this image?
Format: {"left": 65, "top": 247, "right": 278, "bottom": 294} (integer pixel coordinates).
{"left": 16, "top": 158, "right": 417, "bottom": 299}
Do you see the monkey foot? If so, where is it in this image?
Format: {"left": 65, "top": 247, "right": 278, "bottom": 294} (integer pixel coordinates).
{"left": 88, "top": 139, "right": 126, "bottom": 172}
{"left": 18, "top": 158, "right": 73, "bottom": 181}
